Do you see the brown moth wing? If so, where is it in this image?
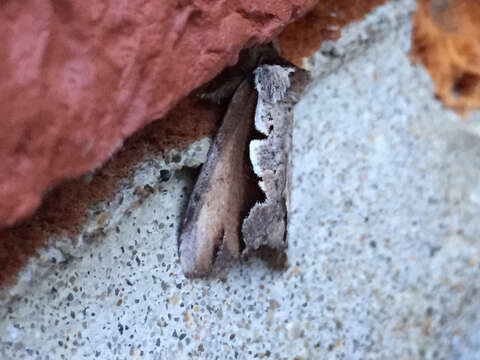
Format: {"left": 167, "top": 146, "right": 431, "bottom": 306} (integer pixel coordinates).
{"left": 242, "top": 65, "right": 310, "bottom": 253}
{"left": 178, "top": 79, "right": 258, "bottom": 278}
{"left": 178, "top": 43, "right": 310, "bottom": 278}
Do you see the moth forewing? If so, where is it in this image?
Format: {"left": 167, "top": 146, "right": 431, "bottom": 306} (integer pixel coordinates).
{"left": 178, "top": 45, "right": 310, "bottom": 278}
{"left": 178, "top": 79, "right": 258, "bottom": 278}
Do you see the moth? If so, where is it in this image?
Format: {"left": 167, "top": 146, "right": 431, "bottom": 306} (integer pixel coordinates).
{"left": 178, "top": 43, "right": 309, "bottom": 278}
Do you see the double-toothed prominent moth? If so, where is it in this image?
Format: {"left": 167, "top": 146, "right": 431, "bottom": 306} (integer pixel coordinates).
{"left": 178, "top": 44, "right": 309, "bottom": 278}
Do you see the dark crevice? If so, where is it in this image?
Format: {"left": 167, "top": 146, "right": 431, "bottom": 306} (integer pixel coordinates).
{"left": 452, "top": 72, "right": 480, "bottom": 98}
{"left": 176, "top": 167, "right": 201, "bottom": 248}
{"left": 211, "top": 229, "right": 225, "bottom": 265}
{"left": 255, "top": 246, "right": 288, "bottom": 271}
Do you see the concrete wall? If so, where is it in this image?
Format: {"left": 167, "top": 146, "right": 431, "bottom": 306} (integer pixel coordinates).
{"left": 2, "top": 1, "right": 480, "bottom": 358}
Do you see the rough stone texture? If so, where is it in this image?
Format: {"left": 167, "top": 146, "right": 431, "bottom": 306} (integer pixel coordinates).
{"left": 3, "top": 1, "right": 480, "bottom": 358}
{"left": 278, "top": 0, "right": 388, "bottom": 66}
{"left": 411, "top": 0, "right": 480, "bottom": 114}
{"left": 0, "top": 0, "right": 315, "bottom": 228}
{"left": 0, "top": 95, "right": 221, "bottom": 286}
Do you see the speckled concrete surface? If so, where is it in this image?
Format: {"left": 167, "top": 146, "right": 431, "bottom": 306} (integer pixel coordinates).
{"left": 2, "top": 0, "right": 480, "bottom": 359}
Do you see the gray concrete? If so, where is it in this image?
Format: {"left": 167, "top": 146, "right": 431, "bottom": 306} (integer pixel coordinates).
{"left": 2, "top": 0, "right": 480, "bottom": 359}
